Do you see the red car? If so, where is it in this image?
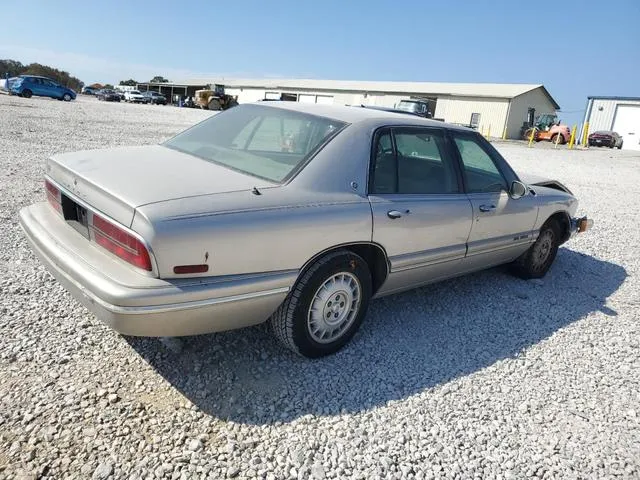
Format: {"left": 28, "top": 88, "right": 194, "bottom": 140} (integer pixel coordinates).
{"left": 588, "top": 131, "right": 623, "bottom": 149}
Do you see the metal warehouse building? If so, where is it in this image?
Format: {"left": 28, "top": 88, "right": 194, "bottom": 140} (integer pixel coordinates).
{"left": 173, "top": 78, "right": 560, "bottom": 139}
{"left": 581, "top": 96, "right": 640, "bottom": 151}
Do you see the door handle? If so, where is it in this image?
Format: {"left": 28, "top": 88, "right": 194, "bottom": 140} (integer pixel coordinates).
{"left": 387, "top": 209, "right": 410, "bottom": 219}
{"left": 479, "top": 204, "right": 496, "bottom": 212}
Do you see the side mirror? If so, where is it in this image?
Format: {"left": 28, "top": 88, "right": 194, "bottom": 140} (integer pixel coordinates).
{"left": 510, "top": 181, "right": 528, "bottom": 199}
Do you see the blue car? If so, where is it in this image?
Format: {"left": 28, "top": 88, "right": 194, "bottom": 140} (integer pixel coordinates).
{"left": 10, "top": 75, "right": 76, "bottom": 102}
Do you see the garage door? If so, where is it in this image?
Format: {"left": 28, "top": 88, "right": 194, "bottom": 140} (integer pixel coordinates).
{"left": 298, "top": 94, "right": 316, "bottom": 104}
{"left": 612, "top": 104, "right": 640, "bottom": 151}
{"left": 315, "top": 95, "right": 334, "bottom": 105}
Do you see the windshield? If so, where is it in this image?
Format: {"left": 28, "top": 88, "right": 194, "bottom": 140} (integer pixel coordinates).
{"left": 130, "top": 90, "right": 140, "bottom": 94}
{"left": 164, "top": 104, "right": 347, "bottom": 183}
{"left": 536, "top": 114, "right": 556, "bottom": 124}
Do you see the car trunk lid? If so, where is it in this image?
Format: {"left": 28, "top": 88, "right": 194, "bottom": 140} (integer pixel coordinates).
{"left": 46, "top": 144, "right": 275, "bottom": 227}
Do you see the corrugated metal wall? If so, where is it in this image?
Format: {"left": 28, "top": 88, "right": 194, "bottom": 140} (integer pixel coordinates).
{"left": 586, "top": 99, "right": 617, "bottom": 132}
{"left": 229, "top": 88, "right": 412, "bottom": 108}
{"left": 225, "top": 88, "right": 266, "bottom": 103}
{"left": 506, "top": 88, "right": 558, "bottom": 139}
{"left": 586, "top": 99, "right": 640, "bottom": 132}
{"left": 435, "top": 97, "right": 509, "bottom": 135}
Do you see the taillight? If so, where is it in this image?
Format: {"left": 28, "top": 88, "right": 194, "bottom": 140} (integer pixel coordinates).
{"left": 45, "top": 179, "right": 62, "bottom": 214}
{"left": 91, "top": 214, "right": 152, "bottom": 271}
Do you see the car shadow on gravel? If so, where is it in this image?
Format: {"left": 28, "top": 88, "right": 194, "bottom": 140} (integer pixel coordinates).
{"left": 126, "top": 248, "right": 626, "bottom": 425}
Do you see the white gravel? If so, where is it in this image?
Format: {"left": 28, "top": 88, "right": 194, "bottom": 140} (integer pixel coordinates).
{"left": 1, "top": 94, "right": 639, "bottom": 479}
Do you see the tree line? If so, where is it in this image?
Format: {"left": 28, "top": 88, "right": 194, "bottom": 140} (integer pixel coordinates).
{"left": 118, "top": 76, "right": 170, "bottom": 86}
{"left": 1, "top": 58, "right": 171, "bottom": 91}
{"left": 0, "top": 59, "right": 84, "bottom": 91}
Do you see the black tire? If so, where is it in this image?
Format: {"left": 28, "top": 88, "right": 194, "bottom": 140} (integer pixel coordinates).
{"left": 511, "top": 220, "right": 561, "bottom": 279}
{"left": 208, "top": 99, "right": 222, "bottom": 111}
{"left": 523, "top": 128, "right": 535, "bottom": 141}
{"left": 63, "top": 93, "right": 72, "bottom": 102}
{"left": 22, "top": 89, "right": 32, "bottom": 98}
{"left": 551, "top": 133, "right": 566, "bottom": 145}
{"left": 617, "top": 142, "right": 623, "bottom": 150}
{"left": 269, "top": 250, "right": 372, "bottom": 358}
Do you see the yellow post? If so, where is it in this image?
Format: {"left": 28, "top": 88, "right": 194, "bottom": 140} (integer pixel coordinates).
{"left": 581, "top": 122, "right": 590, "bottom": 148}
{"left": 487, "top": 125, "right": 491, "bottom": 139}
{"left": 554, "top": 130, "right": 561, "bottom": 148}
{"left": 502, "top": 126, "right": 507, "bottom": 140}
{"left": 480, "top": 125, "right": 485, "bottom": 137}
{"left": 568, "top": 125, "right": 577, "bottom": 149}
{"left": 528, "top": 127, "right": 536, "bottom": 148}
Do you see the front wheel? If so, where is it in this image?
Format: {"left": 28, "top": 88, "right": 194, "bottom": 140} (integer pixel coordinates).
{"left": 270, "top": 251, "right": 372, "bottom": 358}
{"left": 511, "top": 220, "right": 561, "bottom": 279}
{"left": 207, "top": 99, "right": 222, "bottom": 110}
{"left": 63, "top": 93, "right": 72, "bottom": 102}
{"left": 22, "top": 89, "right": 32, "bottom": 98}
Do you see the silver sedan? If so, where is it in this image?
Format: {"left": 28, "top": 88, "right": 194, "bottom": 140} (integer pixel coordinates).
{"left": 19, "top": 102, "right": 592, "bottom": 357}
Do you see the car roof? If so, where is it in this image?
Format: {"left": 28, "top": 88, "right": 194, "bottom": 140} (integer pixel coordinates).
{"left": 253, "top": 101, "right": 471, "bottom": 131}
{"left": 353, "top": 105, "right": 424, "bottom": 116}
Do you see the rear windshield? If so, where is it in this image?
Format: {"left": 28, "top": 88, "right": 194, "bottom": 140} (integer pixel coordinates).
{"left": 164, "top": 104, "right": 347, "bottom": 182}
{"left": 397, "top": 101, "right": 426, "bottom": 113}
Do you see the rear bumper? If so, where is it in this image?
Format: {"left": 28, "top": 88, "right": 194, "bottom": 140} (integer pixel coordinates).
{"left": 19, "top": 202, "right": 293, "bottom": 337}
{"left": 589, "top": 138, "right": 613, "bottom": 145}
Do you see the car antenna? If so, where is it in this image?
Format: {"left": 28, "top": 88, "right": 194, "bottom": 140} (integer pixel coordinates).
{"left": 252, "top": 186, "right": 262, "bottom": 195}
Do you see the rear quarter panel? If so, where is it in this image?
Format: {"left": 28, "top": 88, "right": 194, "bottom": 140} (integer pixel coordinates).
{"left": 133, "top": 190, "right": 373, "bottom": 279}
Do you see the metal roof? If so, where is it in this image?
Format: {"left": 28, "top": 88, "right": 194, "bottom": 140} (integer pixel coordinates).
{"left": 171, "top": 77, "right": 557, "bottom": 105}
{"left": 587, "top": 96, "right": 640, "bottom": 101}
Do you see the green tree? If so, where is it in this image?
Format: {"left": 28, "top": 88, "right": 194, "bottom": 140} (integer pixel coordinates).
{"left": 0, "top": 59, "right": 25, "bottom": 78}
{"left": 0, "top": 59, "right": 84, "bottom": 91}
{"left": 103, "top": 84, "right": 114, "bottom": 89}
{"left": 149, "top": 75, "right": 169, "bottom": 83}
{"left": 119, "top": 79, "right": 138, "bottom": 86}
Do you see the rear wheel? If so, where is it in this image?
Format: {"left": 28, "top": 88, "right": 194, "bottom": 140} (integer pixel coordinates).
{"left": 511, "top": 220, "right": 561, "bottom": 279}
{"left": 22, "top": 89, "right": 32, "bottom": 98}
{"left": 270, "top": 250, "right": 372, "bottom": 358}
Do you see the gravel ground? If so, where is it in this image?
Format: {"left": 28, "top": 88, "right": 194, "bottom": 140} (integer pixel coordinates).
{"left": 1, "top": 94, "right": 639, "bottom": 480}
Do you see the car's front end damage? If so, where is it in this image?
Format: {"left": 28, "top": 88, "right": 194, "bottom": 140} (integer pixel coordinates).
{"left": 519, "top": 172, "right": 594, "bottom": 240}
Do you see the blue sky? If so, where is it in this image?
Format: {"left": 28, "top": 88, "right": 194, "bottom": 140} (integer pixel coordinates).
{"left": 1, "top": 0, "right": 638, "bottom": 126}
